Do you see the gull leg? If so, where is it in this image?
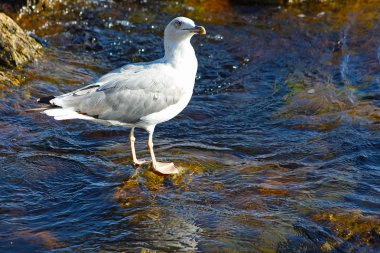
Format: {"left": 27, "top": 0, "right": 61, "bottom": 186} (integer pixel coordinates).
{"left": 130, "top": 127, "right": 146, "bottom": 166}
{"left": 147, "top": 129, "right": 179, "bottom": 175}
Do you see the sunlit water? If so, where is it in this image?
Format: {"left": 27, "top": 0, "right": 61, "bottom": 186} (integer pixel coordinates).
{"left": 0, "top": 1, "right": 379, "bottom": 252}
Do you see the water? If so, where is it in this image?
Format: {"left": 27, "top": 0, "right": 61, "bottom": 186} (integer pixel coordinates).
{"left": 1, "top": 0, "right": 379, "bottom": 252}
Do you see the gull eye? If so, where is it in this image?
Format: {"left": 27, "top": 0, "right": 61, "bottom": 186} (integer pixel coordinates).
{"left": 174, "top": 20, "right": 182, "bottom": 28}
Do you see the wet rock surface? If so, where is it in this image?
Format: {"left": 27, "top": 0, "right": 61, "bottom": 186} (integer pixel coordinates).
{"left": 0, "top": 13, "right": 41, "bottom": 68}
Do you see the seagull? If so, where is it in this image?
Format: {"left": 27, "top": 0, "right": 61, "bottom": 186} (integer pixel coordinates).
{"left": 37, "top": 17, "right": 206, "bottom": 175}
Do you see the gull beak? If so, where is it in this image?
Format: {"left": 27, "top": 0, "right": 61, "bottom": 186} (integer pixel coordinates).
{"left": 183, "top": 25, "right": 206, "bottom": 35}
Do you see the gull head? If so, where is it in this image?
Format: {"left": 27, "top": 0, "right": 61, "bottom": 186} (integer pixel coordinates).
{"left": 164, "top": 17, "right": 206, "bottom": 43}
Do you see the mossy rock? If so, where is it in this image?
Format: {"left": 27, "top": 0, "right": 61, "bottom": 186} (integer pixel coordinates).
{"left": 0, "top": 12, "right": 41, "bottom": 68}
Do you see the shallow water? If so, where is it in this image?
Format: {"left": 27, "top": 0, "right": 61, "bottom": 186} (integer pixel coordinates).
{"left": 1, "top": 0, "right": 379, "bottom": 252}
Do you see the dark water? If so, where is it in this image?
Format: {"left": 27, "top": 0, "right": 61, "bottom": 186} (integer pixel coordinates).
{"left": 1, "top": 0, "right": 379, "bottom": 252}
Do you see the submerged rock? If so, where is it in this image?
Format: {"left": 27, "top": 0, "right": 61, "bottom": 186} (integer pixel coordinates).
{"left": 0, "top": 12, "right": 41, "bottom": 68}
{"left": 277, "top": 209, "right": 380, "bottom": 252}
{"left": 311, "top": 209, "right": 380, "bottom": 249}
{"left": 276, "top": 80, "right": 380, "bottom": 131}
{"left": 11, "top": 229, "right": 64, "bottom": 250}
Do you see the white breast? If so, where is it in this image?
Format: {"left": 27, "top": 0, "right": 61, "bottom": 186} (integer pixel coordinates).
{"left": 137, "top": 89, "right": 193, "bottom": 130}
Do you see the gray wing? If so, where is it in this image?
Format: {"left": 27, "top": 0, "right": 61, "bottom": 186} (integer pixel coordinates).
{"left": 51, "top": 63, "right": 184, "bottom": 123}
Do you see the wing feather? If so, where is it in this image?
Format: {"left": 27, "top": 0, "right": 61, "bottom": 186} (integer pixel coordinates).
{"left": 50, "top": 62, "right": 184, "bottom": 124}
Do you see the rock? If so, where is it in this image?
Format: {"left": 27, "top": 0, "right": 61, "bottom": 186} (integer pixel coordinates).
{"left": 311, "top": 209, "right": 380, "bottom": 250}
{"left": 0, "top": 12, "right": 41, "bottom": 68}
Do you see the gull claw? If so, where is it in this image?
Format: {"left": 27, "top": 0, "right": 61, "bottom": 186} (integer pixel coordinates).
{"left": 153, "top": 162, "right": 179, "bottom": 175}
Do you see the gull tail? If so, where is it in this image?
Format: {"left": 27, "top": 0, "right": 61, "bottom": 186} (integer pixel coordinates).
{"left": 43, "top": 108, "right": 95, "bottom": 121}
{"left": 36, "top": 95, "right": 97, "bottom": 121}
{"left": 37, "top": 95, "right": 56, "bottom": 104}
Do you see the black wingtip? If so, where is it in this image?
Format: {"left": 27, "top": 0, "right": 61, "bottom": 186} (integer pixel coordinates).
{"left": 37, "top": 95, "right": 56, "bottom": 104}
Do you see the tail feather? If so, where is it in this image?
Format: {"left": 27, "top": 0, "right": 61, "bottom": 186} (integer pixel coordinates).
{"left": 37, "top": 96, "right": 56, "bottom": 104}
{"left": 43, "top": 108, "right": 94, "bottom": 120}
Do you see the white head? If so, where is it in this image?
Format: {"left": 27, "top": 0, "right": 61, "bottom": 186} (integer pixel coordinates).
{"left": 164, "top": 17, "right": 206, "bottom": 43}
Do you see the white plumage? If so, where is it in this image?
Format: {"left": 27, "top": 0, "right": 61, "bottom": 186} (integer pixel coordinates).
{"left": 38, "top": 17, "right": 206, "bottom": 174}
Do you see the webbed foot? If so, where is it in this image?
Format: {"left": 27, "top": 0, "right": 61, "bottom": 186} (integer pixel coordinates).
{"left": 153, "top": 162, "right": 179, "bottom": 175}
